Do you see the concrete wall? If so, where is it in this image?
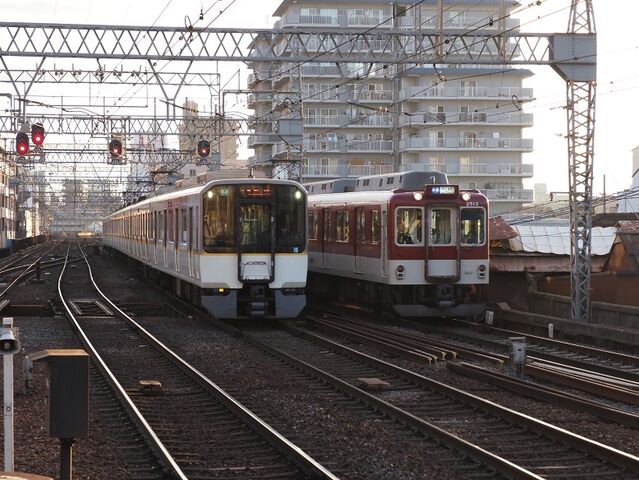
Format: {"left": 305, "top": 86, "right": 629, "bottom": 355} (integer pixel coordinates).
{"left": 539, "top": 271, "right": 639, "bottom": 307}
{"left": 529, "top": 290, "right": 639, "bottom": 330}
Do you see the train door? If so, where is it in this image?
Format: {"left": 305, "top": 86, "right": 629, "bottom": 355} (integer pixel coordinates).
{"left": 354, "top": 207, "right": 364, "bottom": 274}
{"left": 380, "top": 209, "right": 387, "bottom": 277}
{"left": 174, "top": 208, "right": 179, "bottom": 272}
{"left": 322, "top": 208, "right": 330, "bottom": 269}
{"left": 426, "top": 207, "right": 460, "bottom": 281}
{"left": 188, "top": 206, "right": 194, "bottom": 277}
{"left": 162, "top": 210, "right": 168, "bottom": 268}
{"left": 237, "top": 202, "right": 273, "bottom": 281}
{"left": 193, "top": 205, "right": 200, "bottom": 279}
{"left": 153, "top": 211, "right": 158, "bottom": 265}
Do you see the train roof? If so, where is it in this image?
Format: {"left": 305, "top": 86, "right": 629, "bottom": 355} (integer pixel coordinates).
{"left": 105, "top": 177, "right": 304, "bottom": 219}
{"left": 308, "top": 186, "right": 488, "bottom": 207}
{"left": 303, "top": 171, "right": 448, "bottom": 194}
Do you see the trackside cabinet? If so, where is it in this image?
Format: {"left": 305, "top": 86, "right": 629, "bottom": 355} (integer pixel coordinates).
{"left": 30, "top": 349, "right": 89, "bottom": 439}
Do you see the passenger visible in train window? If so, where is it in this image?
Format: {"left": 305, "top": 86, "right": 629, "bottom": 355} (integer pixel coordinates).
{"left": 407, "top": 215, "right": 422, "bottom": 244}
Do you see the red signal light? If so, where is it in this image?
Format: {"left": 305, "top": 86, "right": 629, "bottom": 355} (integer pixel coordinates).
{"left": 109, "top": 138, "right": 123, "bottom": 157}
{"left": 197, "top": 139, "right": 210, "bottom": 158}
{"left": 16, "top": 132, "right": 29, "bottom": 155}
{"left": 31, "top": 123, "right": 45, "bottom": 146}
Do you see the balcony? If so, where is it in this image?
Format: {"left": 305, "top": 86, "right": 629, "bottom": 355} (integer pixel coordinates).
{"left": 304, "top": 116, "right": 341, "bottom": 127}
{"left": 398, "top": 14, "right": 519, "bottom": 31}
{"left": 248, "top": 134, "right": 276, "bottom": 148}
{"left": 351, "top": 114, "right": 393, "bottom": 127}
{"left": 348, "top": 90, "right": 393, "bottom": 102}
{"left": 401, "top": 163, "right": 533, "bottom": 177}
{"left": 277, "top": 12, "right": 392, "bottom": 28}
{"left": 399, "top": 137, "right": 533, "bottom": 151}
{"left": 298, "top": 64, "right": 341, "bottom": 77}
{"left": 484, "top": 189, "right": 534, "bottom": 202}
{"left": 303, "top": 139, "right": 392, "bottom": 153}
{"left": 400, "top": 86, "right": 534, "bottom": 101}
{"left": 303, "top": 90, "right": 341, "bottom": 102}
{"left": 302, "top": 163, "right": 394, "bottom": 178}
{"left": 400, "top": 111, "right": 533, "bottom": 127}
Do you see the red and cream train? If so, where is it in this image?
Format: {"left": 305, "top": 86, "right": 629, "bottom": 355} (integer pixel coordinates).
{"left": 304, "top": 171, "right": 489, "bottom": 317}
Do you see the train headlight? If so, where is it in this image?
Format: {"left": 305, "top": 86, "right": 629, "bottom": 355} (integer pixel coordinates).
{"left": 396, "top": 264, "right": 405, "bottom": 280}
{"left": 294, "top": 190, "right": 303, "bottom": 200}
{"left": 413, "top": 192, "right": 423, "bottom": 201}
{"left": 478, "top": 264, "right": 487, "bottom": 279}
{"left": 462, "top": 192, "right": 471, "bottom": 201}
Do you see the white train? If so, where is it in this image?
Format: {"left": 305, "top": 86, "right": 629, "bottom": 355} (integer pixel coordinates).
{"left": 102, "top": 178, "right": 307, "bottom": 319}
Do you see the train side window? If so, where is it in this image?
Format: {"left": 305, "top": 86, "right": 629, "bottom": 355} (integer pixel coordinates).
{"left": 356, "top": 209, "right": 366, "bottom": 243}
{"left": 396, "top": 207, "right": 423, "bottom": 245}
{"left": 167, "top": 210, "right": 174, "bottom": 242}
{"left": 336, "top": 211, "right": 349, "bottom": 242}
{"left": 159, "top": 211, "right": 165, "bottom": 241}
{"left": 203, "top": 185, "right": 236, "bottom": 251}
{"left": 371, "top": 210, "right": 380, "bottom": 244}
{"left": 308, "top": 212, "right": 319, "bottom": 240}
{"left": 181, "top": 209, "right": 188, "bottom": 243}
{"left": 460, "top": 208, "right": 486, "bottom": 245}
{"left": 429, "top": 209, "right": 452, "bottom": 244}
{"left": 323, "top": 210, "right": 331, "bottom": 242}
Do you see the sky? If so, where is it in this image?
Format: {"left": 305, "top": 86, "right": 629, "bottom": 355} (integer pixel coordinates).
{"left": 0, "top": 0, "right": 637, "bottom": 197}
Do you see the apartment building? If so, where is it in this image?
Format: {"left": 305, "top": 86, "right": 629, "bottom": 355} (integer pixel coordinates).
{"left": 248, "top": 0, "right": 534, "bottom": 214}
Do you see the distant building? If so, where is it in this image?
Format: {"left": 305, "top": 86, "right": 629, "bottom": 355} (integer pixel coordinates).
{"left": 178, "top": 99, "right": 239, "bottom": 165}
{"left": 0, "top": 140, "right": 16, "bottom": 248}
{"left": 248, "top": 0, "right": 534, "bottom": 214}
{"left": 616, "top": 145, "right": 639, "bottom": 213}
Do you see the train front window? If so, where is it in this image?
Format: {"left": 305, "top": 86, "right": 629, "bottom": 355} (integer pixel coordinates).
{"left": 275, "top": 185, "right": 306, "bottom": 252}
{"left": 396, "top": 207, "right": 423, "bottom": 245}
{"left": 240, "top": 204, "right": 271, "bottom": 252}
{"left": 429, "top": 209, "right": 452, "bottom": 245}
{"left": 461, "top": 208, "right": 485, "bottom": 245}
{"left": 203, "top": 185, "right": 235, "bottom": 250}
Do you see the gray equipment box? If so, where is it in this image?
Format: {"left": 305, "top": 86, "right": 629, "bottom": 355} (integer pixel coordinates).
{"left": 31, "top": 349, "right": 89, "bottom": 439}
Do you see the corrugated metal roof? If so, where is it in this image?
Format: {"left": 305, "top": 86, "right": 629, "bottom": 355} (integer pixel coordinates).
{"left": 489, "top": 216, "right": 517, "bottom": 241}
{"left": 508, "top": 225, "right": 616, "bottom": 256}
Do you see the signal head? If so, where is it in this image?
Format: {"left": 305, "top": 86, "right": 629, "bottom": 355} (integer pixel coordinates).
{"left": 31, "top": 123, "right": 45, "bottom": 146}
{"left": 197, "top": 139, "right": 210, "bottom": 158}
{"left": 109, "top": 138, "right": 123, "bottom": 157}
{"left": 16, "top": 132, "right": 29, "bottom": 155}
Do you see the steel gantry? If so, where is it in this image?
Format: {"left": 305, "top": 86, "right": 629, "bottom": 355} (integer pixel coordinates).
{"left": 0, "top": 1, "right": 597, "bottom": 321}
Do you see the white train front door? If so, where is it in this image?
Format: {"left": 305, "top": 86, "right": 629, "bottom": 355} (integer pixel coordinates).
{"left": 426, "top": 207, "right": 460, "bottom": 282}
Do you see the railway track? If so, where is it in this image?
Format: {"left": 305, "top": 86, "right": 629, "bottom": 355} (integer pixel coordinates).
{"left": 58, "top": 243, "right": 337, "bottom": 480}
{"left": 245, "top": 321, "right": 639, "bottom": 480}
{"left": 307, "top": 307, "right": 639, "bottom": 408}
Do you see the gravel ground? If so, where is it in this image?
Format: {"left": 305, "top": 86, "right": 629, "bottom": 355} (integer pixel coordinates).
{"left": 2, "top": 244, "right": 638, "bottom": 479}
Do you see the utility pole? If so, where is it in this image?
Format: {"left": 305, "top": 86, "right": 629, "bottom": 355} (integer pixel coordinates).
{"left": 551, "top": 0, "right": 597, "bottom": 322}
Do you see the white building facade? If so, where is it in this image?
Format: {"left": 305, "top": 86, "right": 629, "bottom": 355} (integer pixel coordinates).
{"left": 248, "top": 0, "right": 534, "bottom": 214}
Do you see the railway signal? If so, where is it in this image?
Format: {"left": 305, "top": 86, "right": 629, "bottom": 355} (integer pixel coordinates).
{"left": 109, "top": 138, "right": 122, "bottom": 157}
{"left": 31, "top": 123, "right": 45, "bottom": 146}
{"left": 197, "top": 139, "right": 210, "bottom": 158}
{"left": 15, "top": 132, "right": 29, "bottom": 155}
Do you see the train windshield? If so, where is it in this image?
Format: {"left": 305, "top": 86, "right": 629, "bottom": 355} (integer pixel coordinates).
{"left": 460, "top": 208, "right": 486, "bottom": 245}
{"left": 203, "top": 183, "right": 306, "bottom": 253}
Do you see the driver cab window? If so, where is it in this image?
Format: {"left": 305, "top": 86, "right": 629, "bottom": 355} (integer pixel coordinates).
{"left": 461, "top": 208, "right": 485, "bottom": 245}
{"left": 396, "top": 207, "right": 423, "bottom": 245}
{"left": 430, "top": 209, "right": 452, "bottom": 244}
